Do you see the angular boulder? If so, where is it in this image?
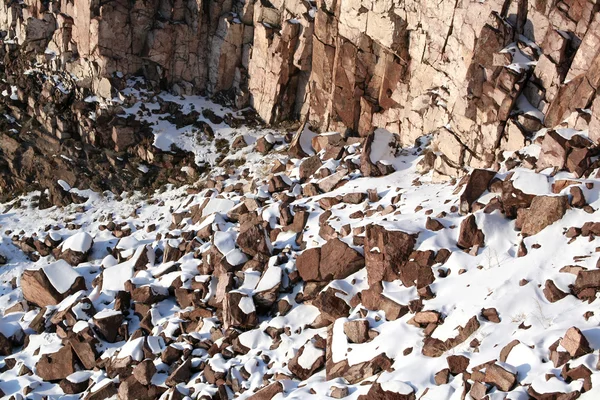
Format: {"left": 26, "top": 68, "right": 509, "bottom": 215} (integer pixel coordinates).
{"left": 520, "top": 195, "right": 568, "bottom": 236}
{"left": 364, "top": 225, "right": 416, "bottom": 285}
{"left": 22, "top": 260, "right": 87, "bottom": 307}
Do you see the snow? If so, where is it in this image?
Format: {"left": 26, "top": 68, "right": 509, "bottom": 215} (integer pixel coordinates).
{"left": 67, "top": 371, "right": 93, "bottom": 383}
{"left": 117, "top": 337, "right": 145, "bottom": 361}
{"left": 41, "top": 260, "right": 82, "bottom": 294}
{"left": 238, "top": 295, "right": 256, "bottom": 314}
{"left": 379, "top": 380, "right": 414, "bottom": 394}
{"left": 57, "top": 179, "right": 71, "bottom": 191}
{"left": 61, "top": 232, "right": 93, "bottom": 253}
{"left": 512, "top": 169, "right": 551, "bottom": 195}
{"left": 255, "top": 266, "right": 282, "bottom": 292}
{"left": 297, "top": 341, "right": 324, "bottom": 370}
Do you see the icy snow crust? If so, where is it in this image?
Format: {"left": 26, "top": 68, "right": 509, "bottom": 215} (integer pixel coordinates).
{"left": 0, "top": 87, "right": 599, "bottom": 399}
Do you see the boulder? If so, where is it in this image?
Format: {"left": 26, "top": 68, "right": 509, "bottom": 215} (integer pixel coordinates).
{"left": 93, "top": 311, "right": 124, "bottom": 343}
{"left": 484, "top": 363, "right": 517, "bottom": 392}
{"left": 560, "top": 327, "right": 592, "bottom": 358}
{"left": 21, "top": 260, "right": 86, "bottom": 307}
{"left": 224, "top": 292, "right": 258, "bottom": 330}
{"left": 364, "top": 225, "right": 416, "bottom": 285}
{"left": 343, "top": 320, "right": 370, "bottom": 344}
{"left": 520, "top": 195, "right": 568, "bottom": 236}
{"left": 459, "top": 169, "right": 496, "bottom": 214}
{"left": 296, "top": 239, "right": 364, "bottom": 282}
{"left": 36, "top": 346, "right": 77, "bottom": 381}
{"left": 457, "top": 215, "right": 485, "bottom": 251}
{"left": 288, "top": 341, "right": 326, "bottom": 380}
{"left": 314, "top": 288, "right": 350, "bottom": 323}
{"left": 357, "top": 382, "right": 415, "bottom": 400}
{"left": 58, "top": 232, "right": 93, "bottom": 266}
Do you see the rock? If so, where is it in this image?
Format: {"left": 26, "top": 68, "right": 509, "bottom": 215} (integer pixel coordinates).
{"left": 93, "top": 311, "right": 124, "bottom": 343}
{"left": 537, "top": 131, "right": 568, "bottom": 171}
{"left": 434, "top": 369, "right": 450, "bottom": 385}
{"left": 326, "top": 351, "right": 393, "bottom": 385}
{"left": 484, "top": 363, "right": 517, "bottom": 392}
{"left": 330, "top": 386, "right": 349, "bottom": 398}
{"left": 570, "top": 187, "right": 586, "bottom": 208}
{"left": 425, "top": 217, "right": 445, "bottom": 231}
{"left": 543, "top": 280, "right": 569, "bottom": 303}
{"left": 36, "top": 346, "right": 76, "bottom": 381}
{"left": 84, "top": 380, "right": 118, "bottom": 400}
{"left": 224, "top": 292, "right": 258, "bottom": 330}
{"left": 118, "top": 375, "right": 160, "bottom": 400}
{"left": 58, "top": 232, "right": 93, "bottom": 266}
{"left": 255, "top": 136, "right": 274, "bottom": 154}
{"left": 268, "top": 175, "right": 291, "bottom": 193}
{"left": 364, "top": 225, "right": 416, "bottom": 285}
{"left": 481, "top": 308, "right": 501, "bottom": 323}
{"left": 21, "top": 261, "right": 87, "bottom": 307}
{"left": 318, "top": 169, "right": 348, "bottom": 193}
{"left": 357, "top": 382, "right": 415, "bottom": 400}
{"left": 500, "top": 340, "right": 520, "bottom": 363}
{"left": 560, "top": 327, "right": 592, "bottom": 358}
{"left": 460, "top": 169, "right": 496, "bottom": 214}
{"left": 520, "top": 195, "right": 568, "bottom": 236}
{"left": 236, "top": 225, "right": 272, "bottom": 259}
{"left": 165, "top": 358, "right": 192, "bottom": 387}
{"left": 344, "top": 320, "right": 370, "bottom": 344}
{"left": 296, "top": 239, "right": 364, "bottom": 282}
{"left": 314, "top": 288, "right": 350, "bottom": 323}
{"left": 246, "top": 382, "right": 284, "bottom": 400}
{"left": 60, "top": 377, "right": 89, "bottom": 394}
{"left": 133, "top": 359, "right": 156, "bottom": 386}
{"left": 422, "top": 316, "right": 480, "bottom": 357}
{"left": 457, "top": 215, "right": 485, "bottom": 251}
{"left": 447, "top": 355, "right": 470, "bottom": 375}
{"left": 288, "top": 341, "right": 325, "bottom": 380}
{"left": 299, "top": 156, "right": 323, "bottom": 181}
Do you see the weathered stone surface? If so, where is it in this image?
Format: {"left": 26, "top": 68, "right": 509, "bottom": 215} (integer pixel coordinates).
{"left": 460, "top": 169, "right": 496, "bottom": 214}
{"left": 520, "top": 195, "right": 569, "bottom": 236}
{"left": 21, "top": 261, "right": 87, "bottom": 307}
{"left": 484, "top": 363, "right": 517, "bottom": 392}
{"left": 457, "top": 215, "right": 485, "bottom": 251}
{"left": 297, "top": 239, "right": 364, "bottom": 282}
{"left": 560, "top": 327, "right": 592, "bottom": 358}
{"left": 364, "top": 225, "right": 416, "bottom": 285}
{"left": 357, "top": 382, "right": 416, "bottom": 400}
{"left": 36, "top": 346, "right": 76, "bottom": 381}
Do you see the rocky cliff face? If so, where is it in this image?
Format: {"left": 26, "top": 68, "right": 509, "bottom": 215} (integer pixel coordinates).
{"left": 1, "top": 0, "right": 600, "bottom": 182}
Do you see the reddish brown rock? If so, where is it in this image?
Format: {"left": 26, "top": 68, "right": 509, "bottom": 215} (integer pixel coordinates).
{"left": 344, "top": 320, "right": 370, "bottom": 344}
{"left": 425, "top": 217, "right": 445, "bottom": 231}
{"left": 357, "top": 382, "right": 415, "bottom": 400}
{"left": 36, "top": 346, "right": 77, "bottom": 381}
{"left": 484, "top": 363, "right": 517, "bottom": 392}
{"left": 314, "top": 288, "right": 350, "bottom": 323}
{"left": 520, "top": 195, "right": 568, "bottom": 237}
{"left": 459, "top": 169, "right": 496, "bottom": 214}
{"left": 447, "top": 355, "right": 470, "bottom": 375}
{"left": 537, "top": 131, "right": 569, "bottom": 171}
{"left": 133, "top": 359, "right": 156, "bottom": 385}
{"left": 543, "top": 280, "right": 569, "bottom": 303}
{"left": 364, "top": 225, "right": 416, "bottom": 285}
{"left": 288, "top": 341, "right": 326, "bottom": 380}
{"left": 223, "top": 292, "right": 258, "bottom": 330}
{"left": 560, "top": 327, "right": 592, "bottom": 358}
{"left": 21, "top": 262, "right": 87, "bottom": 308}
{"left": 246, "top": 382, "right": 284, "bottom": 400}
{"left": 297, "top": 239, "right": 364, "bottom": 282}
{"left": 457, "top": 215, "right": 485, "bottom": 251}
